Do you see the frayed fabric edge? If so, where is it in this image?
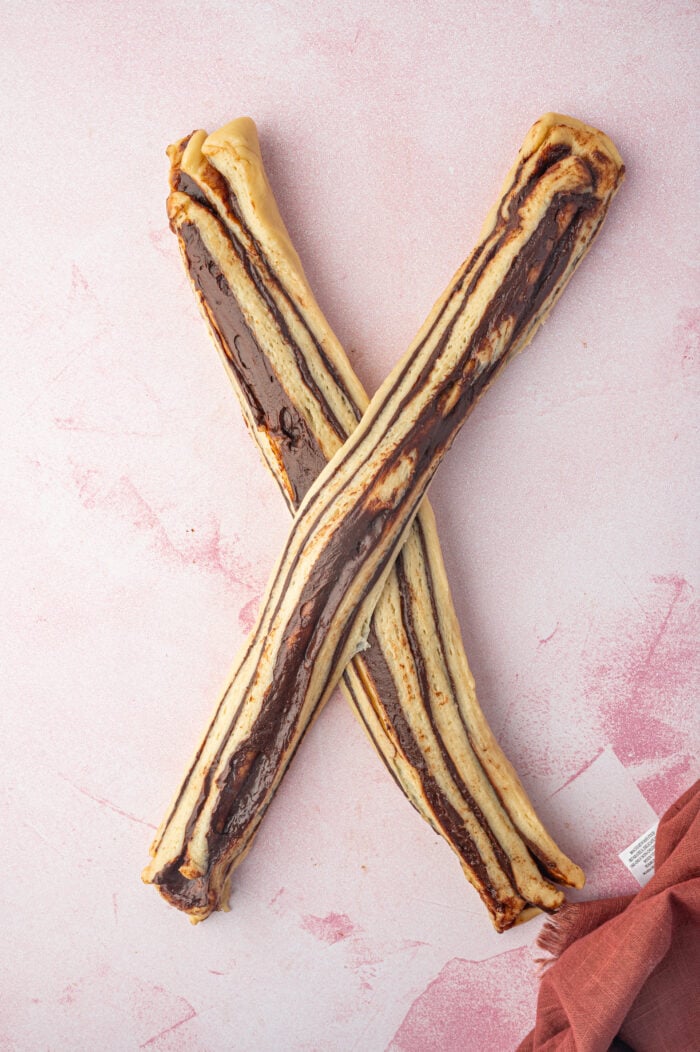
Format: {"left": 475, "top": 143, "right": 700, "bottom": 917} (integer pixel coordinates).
{"left": 533, "top": 903, "right": 587, "bottom": 970}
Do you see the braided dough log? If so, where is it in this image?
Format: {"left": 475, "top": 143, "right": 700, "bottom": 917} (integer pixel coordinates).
{"left": 143, "top": 115, "right": 623, "bottom": 928}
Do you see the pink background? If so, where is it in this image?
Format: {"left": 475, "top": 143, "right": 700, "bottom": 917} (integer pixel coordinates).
{"left": 2, "top": 2, "right": 698, "bottom": 1049}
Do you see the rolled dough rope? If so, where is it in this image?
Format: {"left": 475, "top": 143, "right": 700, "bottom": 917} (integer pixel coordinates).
{"left": 158, "top": 120, "right": 588, "bottom": 919}
{"left": 143, "top": 115, "right": 623, "bottom": 927}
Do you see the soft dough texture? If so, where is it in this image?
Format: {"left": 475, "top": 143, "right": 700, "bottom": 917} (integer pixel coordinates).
{"left": 143, "top": 114, "right": 623, "bottom": 928}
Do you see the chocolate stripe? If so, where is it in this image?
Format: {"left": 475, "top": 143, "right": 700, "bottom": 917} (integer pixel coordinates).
{"left": 180, "top": 221, "right": 329, "bottom": 505}
{"left": 188, "top": 158, "right": 362, "bottom": 433}
{"left": 178, "top": 164, "right": 352, "bottom": 450}
{"left": 395, "top": 554, "right": 516, "bottom": 902}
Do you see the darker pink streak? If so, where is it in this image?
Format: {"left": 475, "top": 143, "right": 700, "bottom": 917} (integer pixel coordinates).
{"left": 388, "top": 946, "right": 537, "bottom": 1052}
{"left": 59, "top": 773, "right": 156, "bottom": 830}
{"left": 148, "top": 227, "right": 175, "bottom": 258}
{"left": 70, "top": 262, "right": 91, "bottom": 297}
{"left": 585, "top": 576, "right": 698, "bottom": 787}
{"left": 55, "top": 969, "right": 197, "bottom": 1047}
{"left": 71, "top": 468, "right": 262, "bottom": 593}
{"left": 238, "top": 595, "right": 261, "bottom": 633}
{"left": 58, "top": 981, "right": 79, "bottom": 1006}
{"left": 301, "top": 911, "right": 357, "bottom": 945}
{"left": 139, "top": 1004, "right": 197, "bottom": 1048}
{"left": 550, "top": 745, "right": 606, "bottom": 797}
{"left": 638, "top": 753, "right": 695, "bottom": 816}
{"left": 673, "top": 306, "right": 700, "bottom": 375}
{"left": 537, "top": 623, "right": 560, "bottom": 647}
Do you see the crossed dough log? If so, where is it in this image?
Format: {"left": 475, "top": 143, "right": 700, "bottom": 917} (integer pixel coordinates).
{"left": 143, "top": 114, "right": 623, "bottom": 928}
{"left": 154, "top": 118, "right": 587, "bottom": 930}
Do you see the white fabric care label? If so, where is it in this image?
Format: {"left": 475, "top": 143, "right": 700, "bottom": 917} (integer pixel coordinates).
{"left": 618, "top": 821, "right": 659, "bottom": 886}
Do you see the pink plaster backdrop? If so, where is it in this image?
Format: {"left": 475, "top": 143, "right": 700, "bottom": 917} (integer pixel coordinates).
{"left": 2, "top": 2, "right": 698, "bottom": 1049}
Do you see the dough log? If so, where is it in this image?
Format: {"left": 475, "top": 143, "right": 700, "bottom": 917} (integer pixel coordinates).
{"left": 143, "top": 115, "right": 623, "bottom": 928}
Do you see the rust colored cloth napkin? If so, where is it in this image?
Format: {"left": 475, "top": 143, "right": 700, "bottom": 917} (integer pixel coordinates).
{"left": 518, "top": 780, "right": 700, "bottom": 1052}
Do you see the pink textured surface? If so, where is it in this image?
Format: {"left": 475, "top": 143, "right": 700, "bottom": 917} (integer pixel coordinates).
{"left": 2, "top": 2, "right": 698, "bottom": 1049}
